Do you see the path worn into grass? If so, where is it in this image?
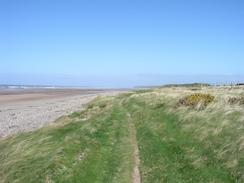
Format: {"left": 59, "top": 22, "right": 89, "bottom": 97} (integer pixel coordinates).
{"left": 0, "top": 91, "right": 243, "bottom": 183}
{"left": 126, "top": 95, "right": 239, "bottom": 183}
{"left": 127, "top": 113, "right": 141, "bottom": 183}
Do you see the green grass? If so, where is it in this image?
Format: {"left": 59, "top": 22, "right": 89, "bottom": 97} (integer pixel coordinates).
{"left": 0, "top": 89, "right": 243, "bottom": 183}
{"left": 0, "top": 98, "right": 134, "bottom": 183}
{"left": 125, "top": 98, "right": 237, "bottom": 183}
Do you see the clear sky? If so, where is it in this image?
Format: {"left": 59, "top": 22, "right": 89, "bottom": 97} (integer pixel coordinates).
{"left": 0, "top": 0, "right": 244, "bottom": 87}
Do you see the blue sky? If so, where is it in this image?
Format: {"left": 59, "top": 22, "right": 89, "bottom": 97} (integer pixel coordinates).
{"left": 0, "top": 0, "right": 244, "bottom": 87}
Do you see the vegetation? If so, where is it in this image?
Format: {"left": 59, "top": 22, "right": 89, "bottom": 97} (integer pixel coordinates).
{"left": 228, "top": 96, "right": 244, "bottom": 105}
{"left": 0, "top": 87, "right": 243, "bottom": 183}
{"left": 162, "top": 83, "right": 211, "bottom": 88}
{"left": 0, "top": 97, "right": 134, "bottom": 183}
{"left": 236, "top": 83, "right": 244, "bottom": 86}
{"left": 177, "top": 93, "right": 215, "bottom": 110}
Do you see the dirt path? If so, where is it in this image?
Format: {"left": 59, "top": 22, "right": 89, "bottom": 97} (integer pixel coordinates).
{"left": 127, "top": 113, "right": 141, "bottom": 183}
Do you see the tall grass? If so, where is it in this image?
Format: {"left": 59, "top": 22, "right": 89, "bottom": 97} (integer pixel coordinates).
{"left": 0, "top": 86, "right": 243, "bottom": 182}
{"left": 0, "top": 97, "right": 134, "bottom": 183}
{"left": 132, "top": 86, "right": 244, "bottom": 182}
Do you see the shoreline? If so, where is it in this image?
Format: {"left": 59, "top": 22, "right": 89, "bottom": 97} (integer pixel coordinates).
{"left": 0, "top": 89, "right": 125, "bottom": 137}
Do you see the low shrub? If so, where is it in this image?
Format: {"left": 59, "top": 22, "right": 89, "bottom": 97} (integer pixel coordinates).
{"left": 177, "top": 93, "right": 215, "bottom": 110}
{"left": 228, "top": 97, "right": 244, "bottom": 105}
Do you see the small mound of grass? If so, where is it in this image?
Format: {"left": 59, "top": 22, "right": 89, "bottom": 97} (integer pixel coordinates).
{"left": 228, "top": 97, "right": 244, "bottom": 105}
{"left": 177, "top": 93, "right": 215, "bottom": 110}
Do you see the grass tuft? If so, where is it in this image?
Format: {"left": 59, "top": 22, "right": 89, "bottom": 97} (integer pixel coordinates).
{"left": 228, "top": 96, "right": 244, "bottom": 105}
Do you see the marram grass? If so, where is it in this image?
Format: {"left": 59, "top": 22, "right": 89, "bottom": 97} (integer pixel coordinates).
{"left": 0, "top": 86, "right": 243, "bottom": 183}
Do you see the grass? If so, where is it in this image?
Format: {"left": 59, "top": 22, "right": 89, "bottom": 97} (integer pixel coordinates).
{"left": 0, "top": 97, "right": 134, "bottom": 183}
{"left": 125, "top": 97, "right": 236, "bottom": 182}
{"left": 228, "top": 96, "right": 244, "bottom": 105}
{"left": 0, "top": 87, "right": 244, "bottom": 182}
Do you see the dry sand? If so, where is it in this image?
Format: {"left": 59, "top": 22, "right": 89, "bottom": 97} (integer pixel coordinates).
{"left": 0, "top": 89, "right": 123, "bottom": 137}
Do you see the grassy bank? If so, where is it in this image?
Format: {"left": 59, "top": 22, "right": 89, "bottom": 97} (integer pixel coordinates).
{"left": 0, "top": 87, "right": 244, "bottom": 182}
{"left": 0, "top": 97, "right": 134, "bottom": 183}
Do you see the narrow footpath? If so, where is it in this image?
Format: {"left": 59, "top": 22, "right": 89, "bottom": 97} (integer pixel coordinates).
{"left": 127, "top": 113, "right": 141, "bottom": 183}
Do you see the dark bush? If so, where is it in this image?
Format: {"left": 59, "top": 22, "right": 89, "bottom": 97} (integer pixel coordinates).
{"left": 177, "top": 93, "right": 215, "bottom": 110}
{"left": 228, "top": 97, "right": 244, "bottom": 105}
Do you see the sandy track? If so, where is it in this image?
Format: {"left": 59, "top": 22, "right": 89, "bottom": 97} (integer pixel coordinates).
{"left": 127, "top": 113, "right": 141, "bottom": 183}
{"left": 0, "top": 89, "right": 123, "bottom": 137}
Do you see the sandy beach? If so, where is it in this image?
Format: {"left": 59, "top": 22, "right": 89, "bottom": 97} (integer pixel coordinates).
{"left": 0, "top": 89, "right": 122, "bottom": 137}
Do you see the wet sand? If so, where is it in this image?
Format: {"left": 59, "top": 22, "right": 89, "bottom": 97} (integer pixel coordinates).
{"left": 0, "top": 89, "right": 123, "bottom": 137}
